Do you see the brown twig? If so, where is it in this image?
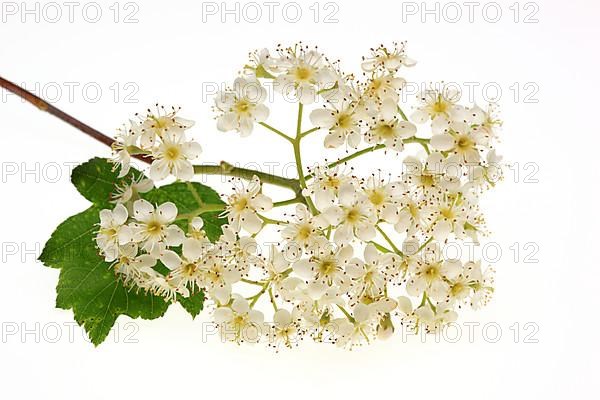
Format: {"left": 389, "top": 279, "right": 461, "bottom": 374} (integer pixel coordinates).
{"left": 0, "top": 75, "right": 152, "bottom": 163}
{"left": 0, "top": 75, "right": 304, "bottom": 198}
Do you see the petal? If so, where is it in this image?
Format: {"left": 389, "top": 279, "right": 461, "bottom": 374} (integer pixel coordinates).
{"left": 183, "top": 237, "right": 204, "bottom": 261}
{"left": 241, "top": 211, "right": 263, "bottom": 234}
{"left": 165, "top": 225, "right": 185, "bottom": 246}
{"left": 310, "top": 108, "right": 336, "bottom": 128}
{"left": 430, "top": 134, "right": 455, "bottom": 151}
{"left": 156, "top": 202, "right": 178, "bottom": 223}
{"left": 160, "top": 250, "right": 182, "bottom": 270}
{"left": 133, "top": 199, "right": 154, "bottom": 221}
{"left": 112, "top": 204, "right": 129, "bottom": 225}
{"left": 214, "top": 307, "right": 233, "bottom": 323}
{"left": 364, "top": 243, "right": 379, "bottom": 264}
{"left": 149, "top": 159, "right": 170, "bottom": 181}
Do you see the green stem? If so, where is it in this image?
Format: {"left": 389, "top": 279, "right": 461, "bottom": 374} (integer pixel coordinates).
{"left": 241, "top": 278, "right": 264, "bottom": 286}
{"left": 419, "top": 292, "right": 428, "bottom": 308}
{"left": 417, "top": 236, "right": 434, "bottom": 253}
{"left": 259, "top": 121, "right": 293, "bottom": 142}
{"left": 369, "top": 240, "right": 394, "bottom": 254}
{"left": 376, "top": 225, "right": 404, "bottom": 257}
{"left": 176, "top": 203, "right": 225, "bottom": 220}
{"left": 268, "top": 287, "right": 278, "bottom": 311}
{"left": 304, "top": 136, "right": 432, "bottom": 180}
{"left": 249, "top": 281, "right": 270, "bottom": 308}
{"left": 273, "top": 196, "right": 304, "bottom": 207}
{"left": 258, "top": 214, "right": 287, "bottom": 226}
{"left": 300, "top": 126, "right": 320, "bottom": 138}
{"left": 336, "top": 305, "right": 355, "bottom": 323}
{"left": 293, "top": 103, "right": 318, "bottom": 214}
{"left": 397, "top": 105, "right": 409, "bottom": 121}
{"left": 193, "top": 161, "right": 302, "bottom": 197}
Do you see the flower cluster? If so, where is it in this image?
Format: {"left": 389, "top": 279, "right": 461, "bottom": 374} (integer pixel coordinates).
{"left": 112, "top": 105, "right": 202, "bottom": 181}
{"left": 104, "top": 42, "right": 503, "bottom": 349}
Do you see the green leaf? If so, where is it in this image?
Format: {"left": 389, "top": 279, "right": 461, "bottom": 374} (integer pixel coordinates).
{"left": 71, "top": 157, "right": 143, "bottom": 206}
{"left": 40, "top": 158, "right": 226, "bottom": 344}
{"left": 39, "top": 207, "right": 169, "bottom": 345}
{"left": 178, "top": 292, "right": 206, "bottom": 318}
{"left": 142, "top": 181, "right": 227, "bottom": 242}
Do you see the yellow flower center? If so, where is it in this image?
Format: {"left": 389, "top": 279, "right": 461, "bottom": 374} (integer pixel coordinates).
{"left": 297, "top": 224, "right": 312, "bottom": 240}
{"left": 440, "top": 207, "right": 455, "bottom": 220}
{"left": 165, "top": 145, "right": 181, "bottom": 161}
{"left": 235, "top": 99, "right": 251, "bottom": 114}
{"left": 424, "top": 263, "right": 441, "bottom": 283}
{"left": 345, "top": 207, "right": 361, "bottom": 223}
{"left": 420, "top": 174, "right": 435, "bottom": 187}
{"left": 451, "top": 282, "right": 465, "bottom": 296}
{"left": 146, "top": 221, "right": 162, "bottom": 235}
{"left": 183, "top": 263, "right": 197, "bottom": 276}
{"left": 232, "top": 196, "right": 248, "bottom": 212}
{"left": 456, "top": 134, "right": 474, "bottom": 151}
{"left": 325, "top": 176, "right": 341, "bottom": 189}
{"left": 368, "top": 189, "right": 385, "bottom": 206}
{"left": 376, "top": 124, "right": 395, "bottom": 139}
{"left": 318, "top": 258, "right": 338, "bottom": 276}
{"left": 337, "top": 113, "right": 353, "bottom": 129}
{"left": 294, "top": 66, "right": 313, "bottom": 82}
{"left": 432, "top": 99, "right": 448, "bottom": 114}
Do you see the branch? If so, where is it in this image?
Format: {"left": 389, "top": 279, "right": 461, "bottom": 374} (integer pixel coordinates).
{"left": 0, "top": 76, "right": 153, "bottom": 163}
{"left": 0, "top": 75, "right": 304, "bottom": 200}
{"left": 193, "top": 162, "right": 303, "bottom": 195}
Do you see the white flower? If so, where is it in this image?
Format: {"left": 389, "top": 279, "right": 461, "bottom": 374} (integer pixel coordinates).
{"left": 281, "top": 204, "right": 326, "bottom": 256}
{"left": 309, "top": 96, "right": 362, "bottom": 148}
{"left": 269, "top": 308, "right": 301, "bottom": 349}
{"left": 347, "top": 244, "right": 398, "bottom": 300}
{"left": 303, "top": 165, "right": 354, "bottom": 211}
{"left": 96, "top": 204, "right": 133, "bottom": 262}
{"left": 159, "top": 233, "right": 210, "bottom": 293}
{"left": 262, "top": 245, "right": 291, "bottom": 289}
{"left": 148, "top": 275, "right": 184, "bottom": 302}
{"left": 150, "top": 131, "right": 202, "bottom": 181}
{"left": 361, "top": 175, "right": 404, "bottom": 223}
{"left": 332, "top": 303, "right": 375, "bottom": 348}
{"left": 218, "top": 225, "right": 259, "bottom": 274}
{"left": 130, "top": 199, "right": 184, "bottom": 257}
{"left": 361, "top": 42, "right": 416, "bottom": 73}
{"left": 112, "top": 176, "right": 154, "bottom": 205}
{"left": 138, "top": 105, "right": 194, "bottom": 148}
{"left": 366, "top": 98, "right": 417, "bottom": 151}
{"left": 406, "top": 243, "right": 462, "bottom": 302}
{"left": 467, "top": 261, "right": 495, "bottom": 309}
{"left": 225, "top": 176, "right": 273, "bottom": 234}
{"left": 244, "top": 48, "right": 281, "bottom": 78}
{"left": 214, "top": 296, "right": 264, "bottom": 343}
{"left": 415, "top": 303, "right": 458, "bottom": 333}
{"left": 364, "top": 73, "right": 405, "bottom": 102}
{"left": 430, "top": 121, "right": 489, "bottom": 165}
{"left": 394, "top": 192, "right": 427, "bottom": 236}
{"left": 111, "top": 121, "right": 141, "bottom": 178}
{"left": 469, "top": 103, "right": 502, "bottom": 139}
{"left": 424, "top": 194, "right": 479, "bottom": 242}
{"left": 112, "top": 243, "right": 158, "bottom": 287}
{"left": 215, "top": 78, "right": 270, "bottom": 136}
{"left": 410, "top": 87, "right": 466, "bottom": 132}
{"left": 293, "top": 240, "right": 353, "bottom": 288}
{"left": 275, "top": 45, "right": 337, "bottom": 104}
{"left": 322, "top": 183, "right": 377, "bottom": 244}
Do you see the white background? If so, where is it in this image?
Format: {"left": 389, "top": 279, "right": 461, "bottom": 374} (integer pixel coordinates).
{"left": 1, "top": 0, "right": 598, "bottom": 398}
